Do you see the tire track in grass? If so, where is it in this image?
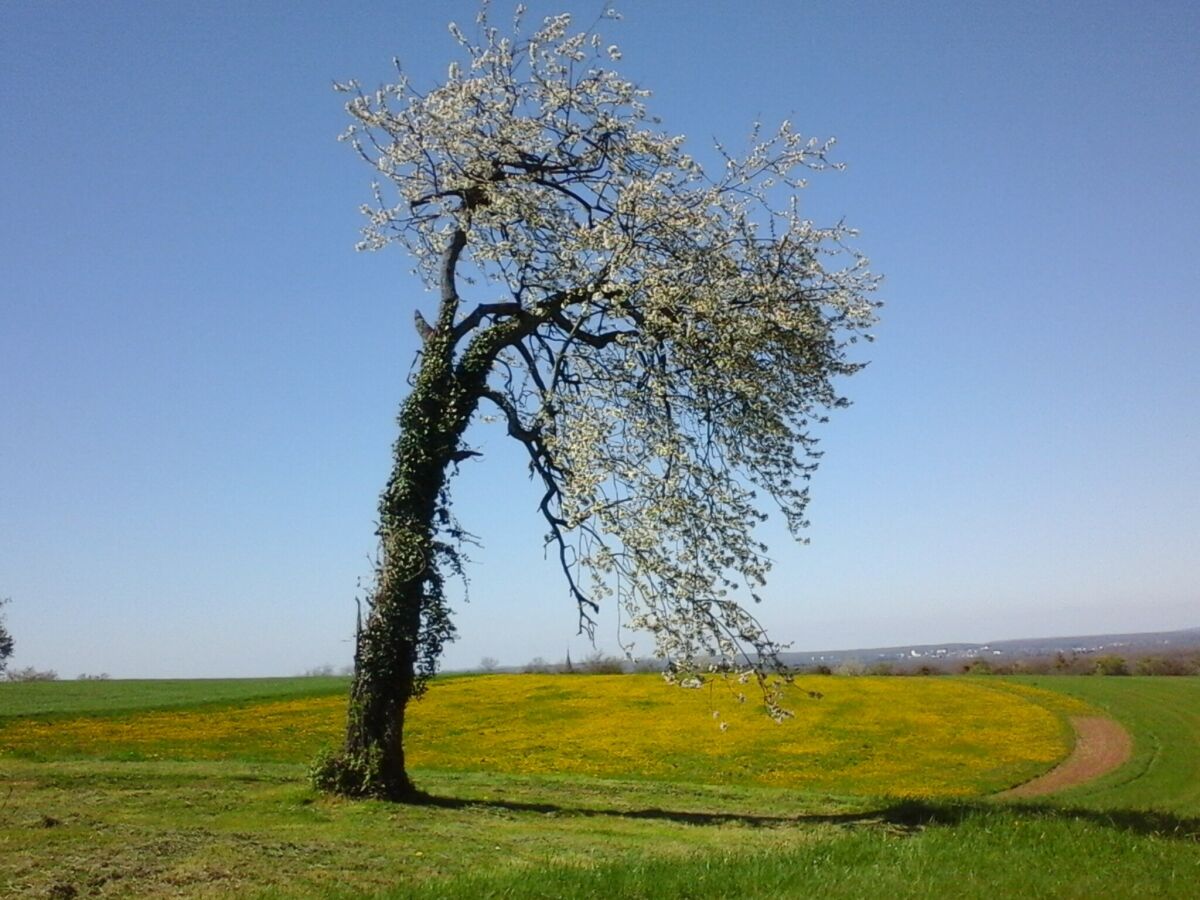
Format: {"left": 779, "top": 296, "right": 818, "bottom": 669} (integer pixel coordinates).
{"left": 998, "top": 716, "right": 1132, "bottom": 799}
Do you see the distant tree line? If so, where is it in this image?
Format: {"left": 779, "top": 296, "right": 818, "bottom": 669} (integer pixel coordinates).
{"left": 465, "top": 651, "right": 661, "bottom": 675}
{"left": 496, "top": 647, "right": 1200, "bottom": 678}
{"left": 319, "top": 646, "right": 1200, "bottom": 681}
{"left": 797, "top": 648, "right": 1200, "bottom": 677}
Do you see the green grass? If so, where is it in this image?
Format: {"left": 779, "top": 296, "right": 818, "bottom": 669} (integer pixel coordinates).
{"left": 398, "top": 803, "right": 1200, "bottom": 899}
{"left": 1, "top": 674, "right": 1199, "bottom": 897}
{"left": 1010, "top": 675, "right": 1200, "bottom": 812}
{"left": 0, "top": 676, "right": 348, "bottom": 721}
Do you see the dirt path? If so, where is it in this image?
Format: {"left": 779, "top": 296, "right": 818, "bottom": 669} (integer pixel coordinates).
{"left": 998, "top": 716, "right": 1132, "bottom": 799}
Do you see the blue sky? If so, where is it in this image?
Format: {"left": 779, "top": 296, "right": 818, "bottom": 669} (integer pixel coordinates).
{"left": 2, "top": 1, "right": 1196, "bottom": 677}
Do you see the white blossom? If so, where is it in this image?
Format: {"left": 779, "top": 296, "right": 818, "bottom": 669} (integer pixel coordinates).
{"left": 337, "top": 7, "right": 879, "bottom": 718}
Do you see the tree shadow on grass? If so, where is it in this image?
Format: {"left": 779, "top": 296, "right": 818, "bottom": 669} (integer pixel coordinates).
{"left": 863, "top": 798, "right": 1200, "bottom": 842}
{"left": 404, "top": 790, "right": 871, "bottom": 828}
{"left": 404, "top": 791, "right": 1200, "bottom": 842}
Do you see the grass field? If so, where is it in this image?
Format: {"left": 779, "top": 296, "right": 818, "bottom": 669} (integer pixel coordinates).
{"left": 0, "top": 677, "right": 348, "bottom": 721}
{"left": 1, "top": 673, "right": 1198, "bottom": 897}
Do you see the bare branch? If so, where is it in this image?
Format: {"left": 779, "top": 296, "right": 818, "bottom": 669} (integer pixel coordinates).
{"left": 480, "top": 388, "right": 598, "bottom": 625}
{"left": 548, "top": 310, "right": 636, "bottom": 348}
{"left": 450, "top": 301, "right": 524, "bottom": 343}
{"left": 436, "top": 227, "right": 469, "bottom": 331}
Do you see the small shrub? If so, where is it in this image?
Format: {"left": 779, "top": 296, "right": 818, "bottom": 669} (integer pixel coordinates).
{"left": 309, "top": 747, "right": 383, "bottom": 797}
{"left": 1053, "top": 651, "right": 1082, "bottom": 673}
{"left": 1013, "top": 657, "right": 1055, "bottom": 675}
{"left": 5, "top": 666, "right": 58, "bottom": 682}
{"left": 1092, "top": 655, "right": 1130, "bottom": 676}
{"left": 522, "top": 656, "right": 551, "bottom": 674}
{"left": 1135, "top": 655, "right": 1195, "bottom": 676}
{"left": 578, "top": 651, "right": 626, "bottom": 674}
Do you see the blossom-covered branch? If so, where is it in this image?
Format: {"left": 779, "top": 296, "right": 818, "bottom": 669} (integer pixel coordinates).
{"left": 322, "top": 3, "right": 878, "bottom": 800}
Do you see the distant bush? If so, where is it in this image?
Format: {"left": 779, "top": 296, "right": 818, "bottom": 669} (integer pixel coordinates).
{"left": 76, "top": 673, "right": 111, "bottom": 680}
{"left": 866, "top": 661, "right": 895, "bottom": 676}
{"left": 1135, "top": 655, "right": 1196, "bottom": 676}
{"left": 1010, "top": 657, "right": 1056, "bottom": 675}
{"left": 1092, "top": 655, "right": 1130, "bottom": 676}
{"left": 302, "top": 664, "right": 336, "bottom": 677}
{"left": 5, "top": 666, "right": 58, "bottom": 682}
{"left": 521, "top": 653, "right": 631, "bottom": 674}
{"left": 962, "top": 658, "right": 993, "bottom": 675}
{"left": 1053, "top": 652, "right": 1080, "bottom": 673}
{"left": 578, "top": 651, "right": 626, "bottom": 674}
{"left": 479, "top": 656, "right": 500, "bottom": 672}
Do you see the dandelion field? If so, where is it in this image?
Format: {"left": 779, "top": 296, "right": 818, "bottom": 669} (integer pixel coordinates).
{"left": 2, "top": 674, "right": 1199, "bottom": 897}
{"left": 403, "top": 675, "right": 1086, "bottom": 796}
{"left": 2, "top": 675, "right": 1082, "bottom": 796}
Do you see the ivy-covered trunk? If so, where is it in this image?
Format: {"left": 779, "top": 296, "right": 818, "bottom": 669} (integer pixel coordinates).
{"left": 323, "top": 320, "right": 481, "bottom": 800}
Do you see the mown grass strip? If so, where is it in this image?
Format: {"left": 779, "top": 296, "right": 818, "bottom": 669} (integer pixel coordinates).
{"left": 1009, "top": 676, "right": 1200, "bottom": 812}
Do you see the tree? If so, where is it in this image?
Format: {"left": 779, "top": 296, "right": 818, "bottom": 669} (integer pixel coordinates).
{"left": 318, "top": 6, "right": 878, "bottom": 800}
{"left": 0, "top": 597, "right": 13, "bottom": 675}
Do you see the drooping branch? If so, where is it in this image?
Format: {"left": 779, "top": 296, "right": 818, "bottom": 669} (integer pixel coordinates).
{"left": 481, "top": 387, "right": 600, "bottom": 631}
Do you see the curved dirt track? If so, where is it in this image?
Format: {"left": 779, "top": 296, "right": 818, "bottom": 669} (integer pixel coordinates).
{"left": 998, "top": 716, "right": 1132, "bottom": 799}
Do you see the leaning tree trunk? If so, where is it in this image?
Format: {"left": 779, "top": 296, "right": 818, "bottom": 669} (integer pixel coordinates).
{"left": 314, "top": 225, "right": 530, "bottom": 801}
{"left": 333, "top": 322, "right": 481, "bottom": 800}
